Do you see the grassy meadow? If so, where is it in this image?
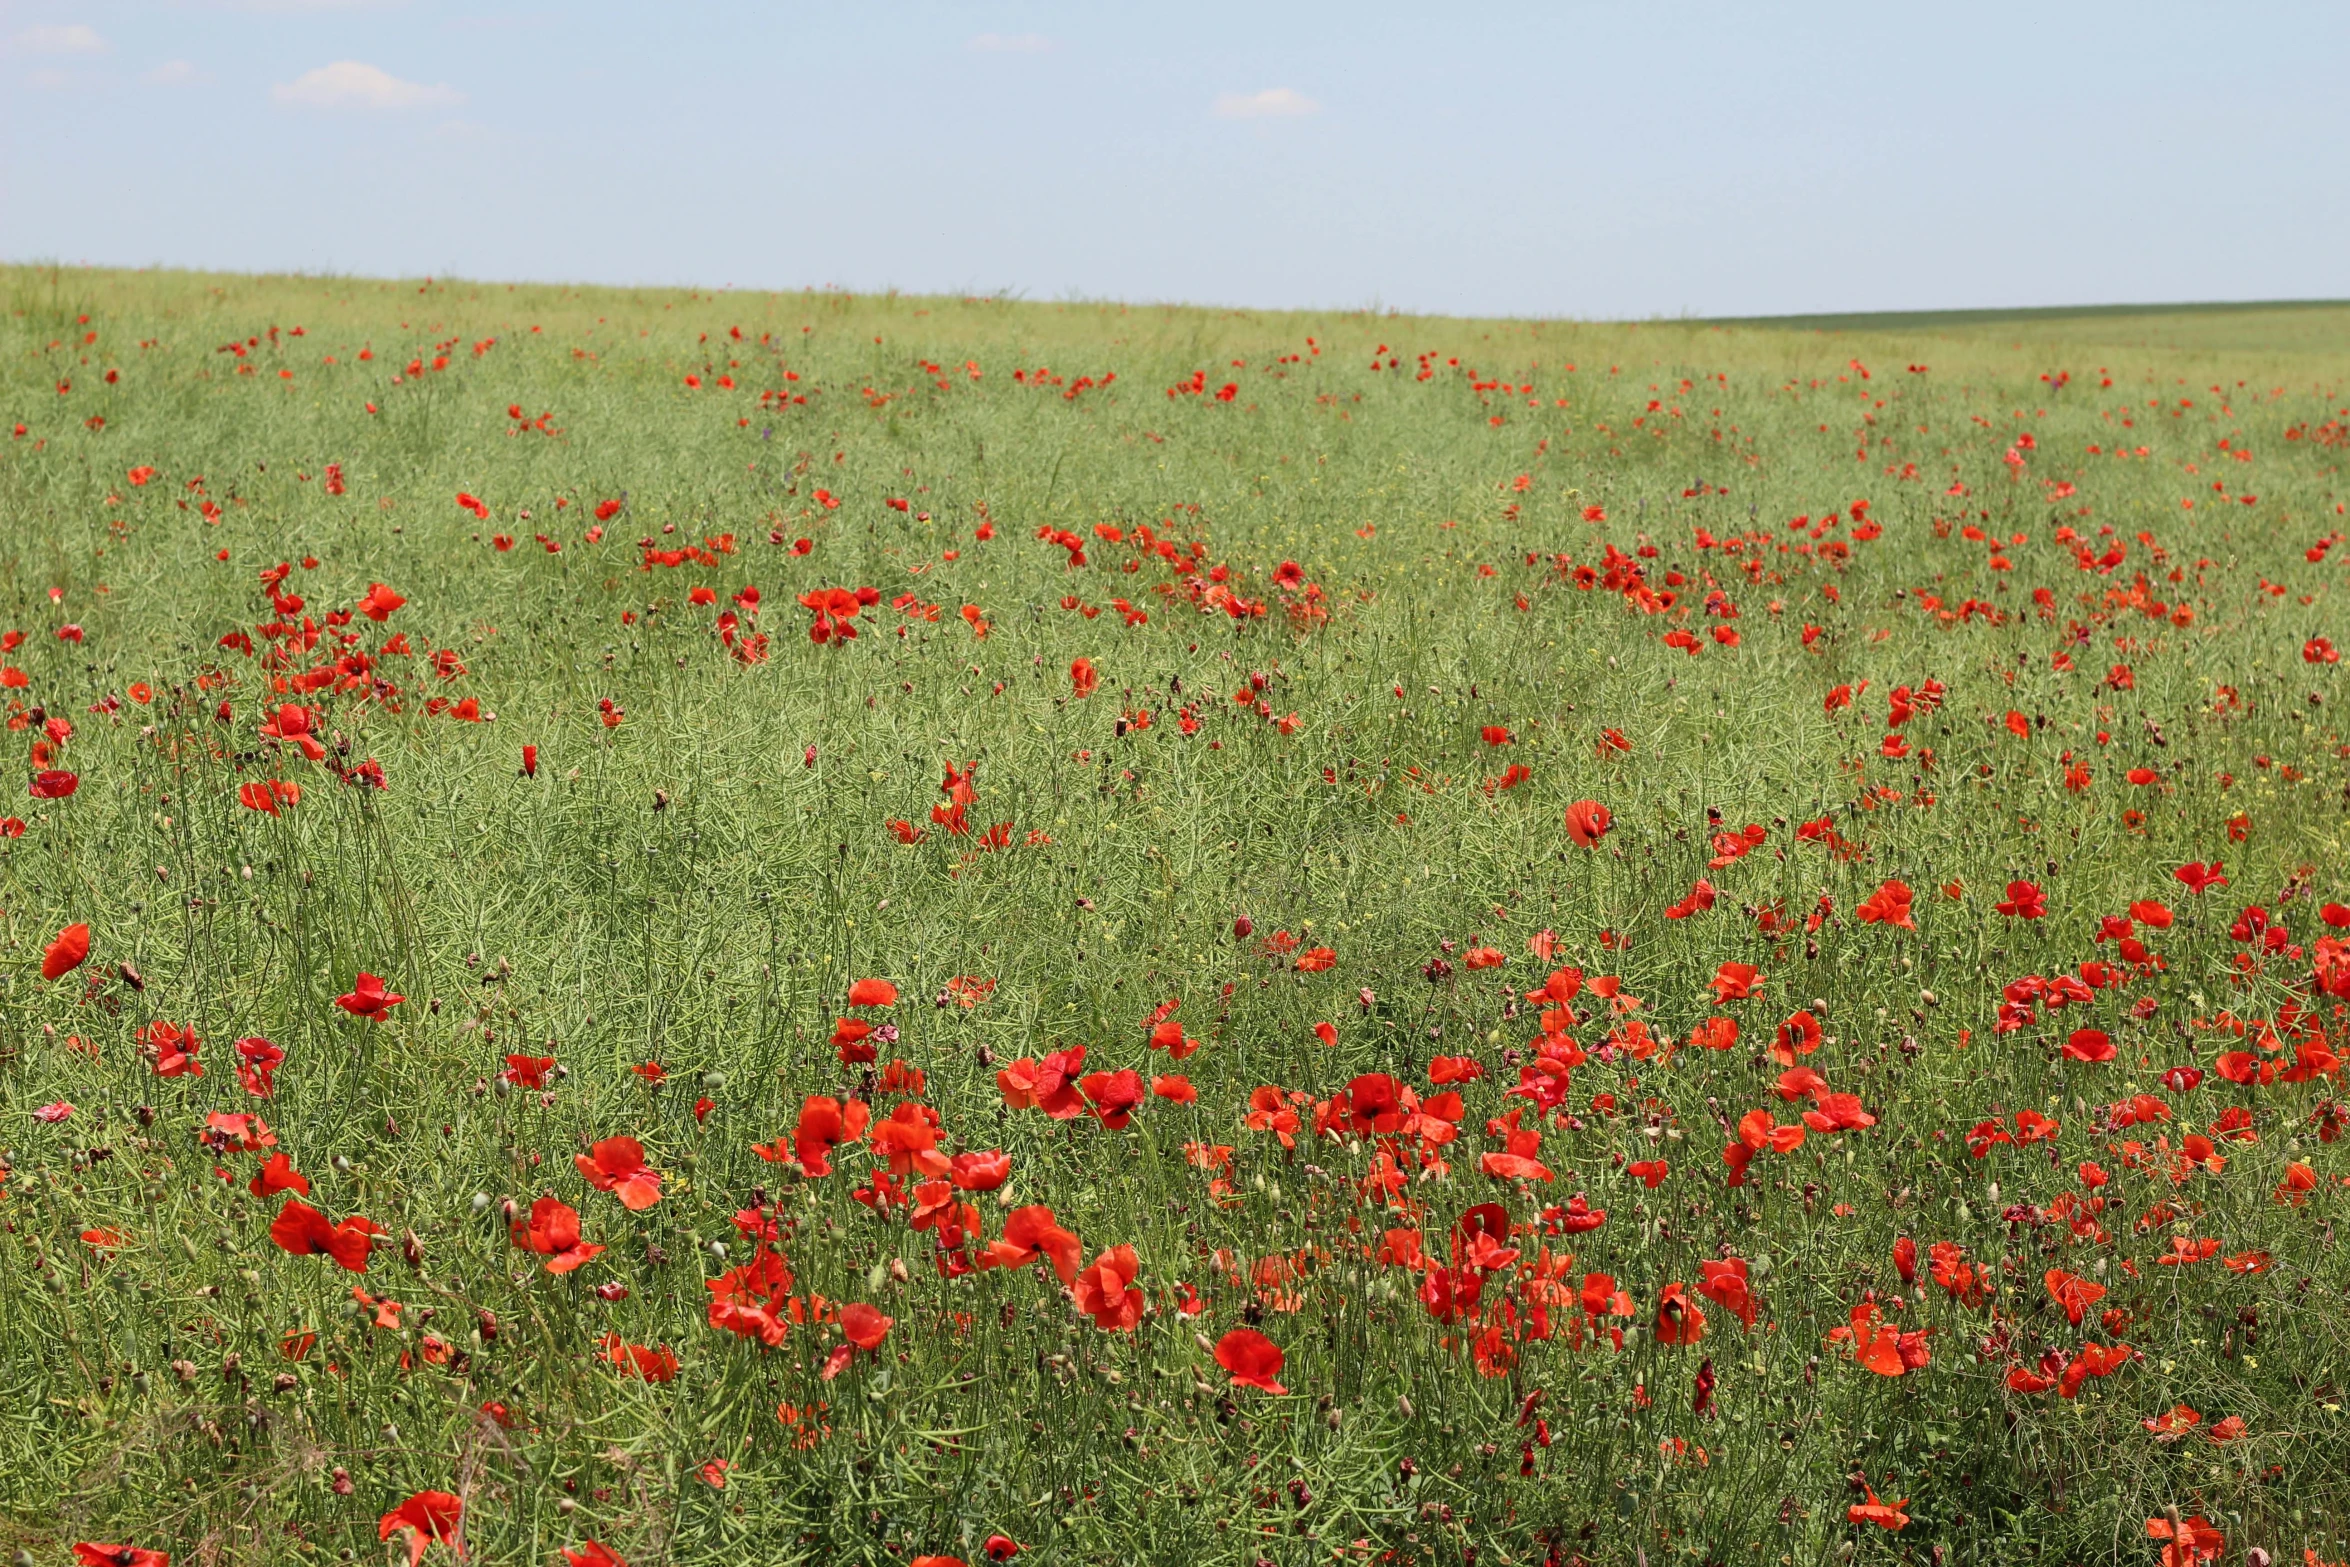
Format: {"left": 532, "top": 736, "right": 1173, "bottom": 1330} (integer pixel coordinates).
{"left": 2, "top": 265, "right": 2349, "bottom": 1567}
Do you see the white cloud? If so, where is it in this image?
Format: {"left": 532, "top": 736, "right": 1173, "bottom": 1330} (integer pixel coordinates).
{"left": 272, "top": 60, "right": 459, "bottom": 109}
{"left": 17, "top": 24, "right": 108, "bottom": 55}
{"left": 1212, "top": 87, "right": 1318, "bottom": 120}
{"left": 967, "top": 32, "right": 1050, "bottom": 53}
{"left": 144, "top": 59, "right": 203, "bottom": 84}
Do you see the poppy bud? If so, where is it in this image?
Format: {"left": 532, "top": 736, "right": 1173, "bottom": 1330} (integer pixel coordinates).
{"left": 1233, "top": 916, "right": 1253, "bottom": 940}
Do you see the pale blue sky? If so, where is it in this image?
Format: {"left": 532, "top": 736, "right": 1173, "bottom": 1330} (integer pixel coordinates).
{"left": 3, "top": 1, "right": 2344, "bottom": 319}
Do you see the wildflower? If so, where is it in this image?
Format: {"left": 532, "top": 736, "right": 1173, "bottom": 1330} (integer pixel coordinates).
{"left": 1853, "top": 880, "right": 1915, "bottom": 928}
{"left": 268, "top": 1198, "right": 386, "bottom": 1272}
{"left": 2145, "top": 1515, "right": 2225, "bottom": 1567}
{"left": 1214, "top": 1328, "right": 1288, "bottom": 1393}
{"left": 1995, "top": 880, "right": 2047, "bottom": 919}
{"left": 139, "top": 1020, "right": 202, "bottom": 1078}
{"left": 335, "top": 971, "right": 404, "bottom": 1020}
{"left": 576, "top": 1136, "right": 663, "bottom": 1209}
{"left": 1073, "top": 1245, "right": 1145, "bottom": 1330}
{"left": 378, "top": 1492, "right": 463, "bottom": 1567}
{"left": 42, "top": 921, "right": 90, "bottom": 979}
{"left": 980, "top": 1205, "right": 1082, "bottom": 1284}
{"left": 512, "top": 1196, "right": 605, "bottom": 1274}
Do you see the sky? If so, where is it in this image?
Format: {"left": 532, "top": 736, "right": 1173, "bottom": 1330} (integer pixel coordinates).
{"left": 3, "top": 1, "right": 2346, "bottom": 321}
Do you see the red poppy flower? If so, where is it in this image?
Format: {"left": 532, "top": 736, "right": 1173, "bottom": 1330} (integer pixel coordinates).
{"left": 139, "top": 1019, "right": 202, "bottom": 1078}
{"left": 235, "top": 1035, "right": 285, "bottom": 1097}
{"left": 846, "top": 977, "right": 898, "bottom": 1007}
{"left": 831, "top": 1016, "right": 875, "bottom": 1063}
{"left": 1564, "top": 799, "right": 1612, "bottom": 848}
{"left": 1771, "top": 1010, "right": 1821, "bottom": 1064}
{"left": 1077, "top": 1068, "right": 1146, "bottom": 1129}
{"left": 43, "top": 921, "right": 90, "bottom": 980}
{"left": 979, "top": 1204, "right": 1082, "bottom": 1285}
{"left": 1853, "top": 880, "right": 1915, "bottom": 928}
{"left": 562, "top": 1544, "right": 625, "bottom": 1567}
{"left": 379, "top": 1491, "right": 463, "bottom": 1567}
{"left": 2044, "top": 1267, "right": 2106, "bottom": 1325}
{"left": 782, "top": 1095, "right": 870, "bottom": 1176}
{"left": 2063, "top": 1028, "right": 2116, "bottom": 1063}
{"left": 868, "top": 1102, "right": 949, "bottom": 1176}
{"left": 1652, "top": 1282, "right": 1706, "bottom": 1344}
{"left": 238, "top": 779, "right": 301, "bottom": 814}
{"left": 600, "top": 1333, "right": 679, "bottom": 1382}
{"left": 1072, "top": 1244, "right": 1145, "bottom": 1331}
{"left": 2145, "top": 1514, "right": 2225, "bottom": 1567}
{"left": 1994, "top": 880, "right": 2047, "bottom": 919}
{"left": 357, "top": 583, "right": 407, "bottom": 622}
{"left": 1214, "top": 1327, "right": 1288, "bottom": 1393}
{"left": 1707, "top": 961, "right": 1762, "bottom": 1003}
{"left": 1801, "top": 1091, "right": 1876, "bottom": 1132}
{"left": 997, "top": 1047, "right": 1089, "bottom": 1119}
{"left": 1151, "top": 1074, "right": 1198, "bottom": 1103}
{"left": 1697, "top": 1258, "right": 1757, "bottom": 1327}
{"left": 513, "top": 1196, "right": 605, "bottom": 1274}
{"left": 1848, "top": 1488, "right": 1910, "bottom": 1531}
{"left": 947, "top": 1148, "right": 1011, "bottom": 1190}
{"left": 2175, "top": 861, "right": 2228, "bottom": 894}
{"left": 73, "top": 1548, "right": 170, "bottom": 1567}
{"left": 1069, "top": 657, "right": 1099, "bottom": 698}
{"left": 268, "top": 1197, "right": 385, "bottom": 1272}
{"left": 841, "top": 1301, "right": 894, "bottom": 1351}
{"left": 248, "top": 1152, "right": 310, "bottom": 1198}
{"left": 334, "top": 972, "right": 404, "bottom": 1020}
{"left": 502, "top": 1054, "right": 555, "bottom": 1088}
{"left": 29, "top": 768, "right": 79, "bottom": 799}
{"left": 576, "top": 1136, "right": 663, "bottom": 1209}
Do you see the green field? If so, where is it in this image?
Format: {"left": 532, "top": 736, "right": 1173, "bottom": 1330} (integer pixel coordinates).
{"left": 3, "top": 265, "right": 2348, "bottom": 1567}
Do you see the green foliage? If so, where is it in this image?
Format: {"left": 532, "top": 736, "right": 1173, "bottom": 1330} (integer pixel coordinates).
{"left": 0, "top": 265, "right": 2346, "bottom": 1565}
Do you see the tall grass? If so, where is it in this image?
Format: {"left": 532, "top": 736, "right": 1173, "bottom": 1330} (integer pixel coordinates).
{"left": 1, "top": 265, "right": 2347, "bottom": 1565}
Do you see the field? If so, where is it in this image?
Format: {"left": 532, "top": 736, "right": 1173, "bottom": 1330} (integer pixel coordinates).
{"left": 2, "top": 266, "right": 2348, "bottom": 1567}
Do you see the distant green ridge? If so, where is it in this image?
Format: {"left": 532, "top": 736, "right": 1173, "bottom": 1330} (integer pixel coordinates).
{"left": 1706, "top": 298, "right": 2350, "bottom": 332}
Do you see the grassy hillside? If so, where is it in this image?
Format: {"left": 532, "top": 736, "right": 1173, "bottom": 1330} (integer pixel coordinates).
{"left": 2, "top": 264, "right": 2347, "bottom": 1567}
